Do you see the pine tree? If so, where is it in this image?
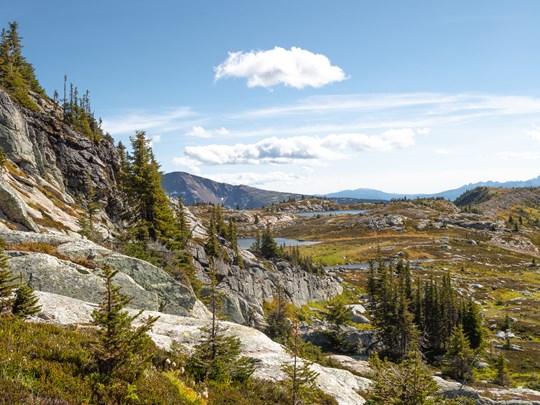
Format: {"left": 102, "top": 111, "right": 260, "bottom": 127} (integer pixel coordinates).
{"left": 90, "top": 265, "right": 159, "bottom": 404}
{"left": 205, "top": 216, "right": 220, "bottom": 257}
{"left": 493, "top": 352, "right": 511, "bottom": 386}
{"left": 461, "top": 299, "right": 483, "bottom": 350}
{"left": 282, "top": 322, "right": 319, "bottom": 405}
{"left": 368, "top": 350, "right": 439, "bottom": 405}
{"left": 324, "top": 295, "right": 352, "bottom": 351}
{"left": 265, "top": 285, "right": 292, "bottom": 344}
{"left": 12, "top": 277, "right": 41, "bottom": 318}
{"left": 260, "top": 224, "right": 280, "bottom": 259}
{"left": 186, "top": 261, "right": 254, "bottom": 383}
{"left": 0, "top": 22, "right": 42, "bottom": 110}
{"left": 443, "top": 325, "right": 476, "bottom": 382}
{"left": 124, "top": 130, "right": 177, "bottom": 242}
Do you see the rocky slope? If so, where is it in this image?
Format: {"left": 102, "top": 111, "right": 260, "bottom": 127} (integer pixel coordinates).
{"left": 36, "top": 290, "right": 371, "bottom": 405}
{"left": 0, "top": 88, "right": 122, "bottom": 236}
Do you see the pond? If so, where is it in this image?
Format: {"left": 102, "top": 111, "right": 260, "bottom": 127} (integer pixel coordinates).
{"left": 238, "top": 237, "right": 320, "bottom": 250}
{"left": 295, "top": 209, "right": 367, "bottom": 217}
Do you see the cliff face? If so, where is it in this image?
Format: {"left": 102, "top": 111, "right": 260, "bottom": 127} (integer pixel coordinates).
{"left": 0, "top": 89, "right": 122, "bottom": 233}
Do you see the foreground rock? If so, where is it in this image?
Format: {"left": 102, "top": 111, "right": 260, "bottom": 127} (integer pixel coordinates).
{"left": 35, "top": 291, "right": 370, "bottom": 405}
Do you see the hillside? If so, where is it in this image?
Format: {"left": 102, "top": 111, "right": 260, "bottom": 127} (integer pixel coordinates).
{"left": 455, "top": 186, "right": 540, "bottom": 218}
{"left": 162, "top": 171, "right": 307, "bottom": 209}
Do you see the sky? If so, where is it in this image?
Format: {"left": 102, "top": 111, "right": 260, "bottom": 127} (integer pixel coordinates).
{"left": 3, "top": 1, "right": 540, "bottom": 195}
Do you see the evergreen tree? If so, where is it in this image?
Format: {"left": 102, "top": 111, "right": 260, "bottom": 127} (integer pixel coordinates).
{"left": 443, "top": 325, "right": 476, "bottom": 382}
{"left": 0, "top": 22, "right": 43, "bottom": 110}
{"left": 186, "top": 262, "right": 254, "bottom": 383}
{"left": 282, "top": 322, "right": 319, "bottom": 405}
{"left": 368, "top": 350, "right": 439, "bottom": 405}
{"left": 205, "top": 216, "right": 220, "bottom": 257}
{"left": 12, "top": 277, "right": 41, "bottom": 318}
{"left": 324, "top": 295, "right": 352, "bottom": 351}
{"left": 123, "top": 130, "right": 178, "bottom": 242}
{"left": 90, "top": 265, "right": 159, "bottom": 404}
{"left": 260, "top": 224, "right": 281, "bottom": 259}
{"left": 461, "top": 299, "right": 484, "bottom": 350}
{"left": 265, "top": 285, "right": 292, "bottom": 344}
{"left": 493, "top": 352, "right": 511, "bottom": 387}
{"left": 0, "top": 245, "right": 16, "bottom": 315}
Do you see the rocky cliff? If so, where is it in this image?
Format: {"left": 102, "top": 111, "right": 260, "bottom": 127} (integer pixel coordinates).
{"left": 0, "top": 89, "right": 122, "bottom": 235}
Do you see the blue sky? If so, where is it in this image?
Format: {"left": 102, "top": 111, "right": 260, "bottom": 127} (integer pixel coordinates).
{"left": 4, "top": 1, "right": 540, "bottom": 194}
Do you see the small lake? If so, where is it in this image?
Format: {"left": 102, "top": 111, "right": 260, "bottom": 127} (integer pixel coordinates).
{"left": 238, "top": 237, "right": 320, "bottom": 250}
{"left": 295, "top": 209, "right": 367, "bottom": 217}
{"left": 324, "top": 258, "right": 437, "bottom": 272}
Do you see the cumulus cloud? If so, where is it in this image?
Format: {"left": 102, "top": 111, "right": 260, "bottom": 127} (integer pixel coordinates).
{"left": 524, "top": 125, "right": 540, "bottom": 143}
{"left": 186, "top": 126, "right": 230, "bottom": 138}
{"left": 214, "top": 46, "right": 347, "bottom": 89}
{"left": 175, "top": 129, "right": 421, "bottom": 168}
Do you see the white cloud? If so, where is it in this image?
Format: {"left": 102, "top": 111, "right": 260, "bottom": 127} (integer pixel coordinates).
{"left": 524, "top": 125, "right": 540, "bottom": 143}
{"left": 171, "top": 156, "right": 202, "bottom": 174}
{"left": 149, "top": 133, "right": 161, "bottom": 146}
{"left": 214, "top": 46, "right": 347, "bottom": 89}
{"left": 101, "top": 107, "right": 194, "bottom": 135}
{"left": 186, "top": 125, "right": 230, "bottom": 138}
{"left": 177, "top": 129, "right": 421, "bottom": 167}
{"left": 495, "top": 151, "right": 540, "bottom": 160}
{"left": 435, "top": 148, "right": 450, "bottom": 155}
{"left": 208, "top": 171, "right": 302, "bottom": 188}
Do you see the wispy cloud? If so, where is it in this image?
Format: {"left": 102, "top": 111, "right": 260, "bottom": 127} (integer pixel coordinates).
{"left": 238, "top": 93, "right": 540, "bottom": 119}
{"left": 495, "top": 151, "right": 540, "bottom": 160}
{"left": 101, "top": 107, "right": 194, "bottom": 135}
{"left": 435, "top": 148, "right": 451, "bottom": 155}
{"left": 207, "top": 171, "right": 302, "bottom": 188}
{"left": 214, "top": 46, "right": 347, "bottom": 89}
{"left": 524, "top": 125, "right": 540, "bottom": 143}
{"left": 186, "top": 125, "right": 230, "bottom": 138}
{"left": 174, "top": 128, "right": 421, "bottom": 168}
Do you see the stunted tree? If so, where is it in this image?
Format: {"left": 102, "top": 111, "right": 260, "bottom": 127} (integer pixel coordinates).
{"left": 265, "top": 285, "right": 293, "bottom": 344}
{"left": 90, "top": 265, "right": 159, "bottom": 404}
{"left": 368, "top": 350, "right": 438, "bottom": 405}
{"left": 186, "top": 261, "right": 254, "bottom": 384}
{"left": 12, "top": 277, "right": 40, "bottom": 318}
{"left": 0, "top": 243, "right": 16, "bottom": 315}
{"left": 282, "top": 322, "right": 319, "bottom": 405}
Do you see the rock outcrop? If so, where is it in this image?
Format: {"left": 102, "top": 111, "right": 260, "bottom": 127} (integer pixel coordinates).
{"left": 1, "top": 229, "right": 209, "bottom": 319}
{"left": 35, "top": 291, "right": 371, "bottom": 405}
{"left": 0, "top": 89, "right": 122, "bottom": 233}
{"left": 188, "top": 242, "right": 343, "bottom": 325}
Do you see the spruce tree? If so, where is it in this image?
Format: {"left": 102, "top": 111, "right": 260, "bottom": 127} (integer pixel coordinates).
{"left": 125, "top": 130, "right": 177, "bottom": 242}
{"left": 265, "top": 285, "right": 292, "bottom": 344}
{"left": 186, "top": 261, "right": 254, "bottom": 383}
{"left": 91, "top": 265, "right": 159, "bottom": 404}
{"left": 443, "top": 325, "right": 476, "bottom": 382}
{"left": 494, "top": 352, "right": 511, "bottom": 386}
{"left": 260, "top": 224, "right": 280, "bottom": 259}
{"left": 282, "top": 322, "right": 319, "bottom": 405}
{"left": 461, "top": 299, "right": 483, "bottom": 350}
{"left": 12, "top": 278, "right": 41, "bottom": 318}
{"left": 368, "top": 350, "right": 439, "bottom": 405}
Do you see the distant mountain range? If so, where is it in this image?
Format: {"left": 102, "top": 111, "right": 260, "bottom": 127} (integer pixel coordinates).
{"left": 162, "top": 171, "right": 540, "bottom": 209}
{"left": 325, "top": 175, "right": 540, "bottom": 201}
{"left": 162, "top": 172, "right": 305, "bottom": 209}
